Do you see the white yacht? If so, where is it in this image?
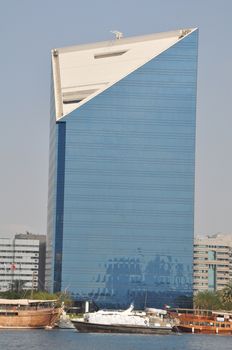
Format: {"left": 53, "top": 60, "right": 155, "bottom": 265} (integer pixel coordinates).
{"left": 72, "top": 304, "right": 175, "bottom": 334}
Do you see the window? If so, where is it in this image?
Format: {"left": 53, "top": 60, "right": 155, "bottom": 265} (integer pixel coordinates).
{"left": 94, "top": 51, "right": 127, "bottom": 59}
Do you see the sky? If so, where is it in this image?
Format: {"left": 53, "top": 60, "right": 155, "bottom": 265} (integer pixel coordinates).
{"left": 0, "top": 0, "right": 231, "bottom": 237}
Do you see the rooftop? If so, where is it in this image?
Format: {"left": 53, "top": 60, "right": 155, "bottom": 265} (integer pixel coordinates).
{"left": 51, "top": 28, "right": 197, "bottom": 120}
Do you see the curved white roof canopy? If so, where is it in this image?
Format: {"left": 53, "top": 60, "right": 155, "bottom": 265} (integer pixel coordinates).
{"left": 52, "top": 28, "right": 197, "bottom": 121}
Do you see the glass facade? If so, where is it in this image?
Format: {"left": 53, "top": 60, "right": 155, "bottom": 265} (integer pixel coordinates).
{"left": 46, "top": 71, "right": 57, "bottom": 291}
{"left": 48, "top": 30, "right": 198, "bottom": 308}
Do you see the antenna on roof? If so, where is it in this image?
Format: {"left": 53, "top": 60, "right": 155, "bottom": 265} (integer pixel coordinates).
{"left": 110, "top": 30, "right": 123, "bottom": 40}
{"left": 178, "top": 29, "right": 191, "bottom": 39}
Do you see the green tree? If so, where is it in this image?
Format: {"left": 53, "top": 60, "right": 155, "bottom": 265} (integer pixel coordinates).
{"left": 10, "top": 280, "right": 26, "bottom": 293}
{"left": 55, "top": 291, "right": 73, "bottom": 308}
{"left": 194, "top": 291, "right": 222, "bottom": 310}
{"left": 219, "top": 282, "right": 232, "bottom": 308}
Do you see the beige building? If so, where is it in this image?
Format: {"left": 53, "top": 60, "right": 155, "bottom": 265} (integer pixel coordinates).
{"left": 193, "top": 234, "right": 232, "bottom": 294}
{"left": 0, "top": 233, "right": 46, "bottom": 292}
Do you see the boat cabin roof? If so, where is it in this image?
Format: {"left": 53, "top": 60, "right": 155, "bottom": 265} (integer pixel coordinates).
{"left": 0, "top": 299, "right": 57, "bottom": 305}
{"left": 170, "top": 308, "right": 232, "bottom": 317}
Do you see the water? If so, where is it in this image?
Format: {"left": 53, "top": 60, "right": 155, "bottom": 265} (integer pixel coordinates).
{"left": 0, "top": 329, "right": 232, "bottom": 350}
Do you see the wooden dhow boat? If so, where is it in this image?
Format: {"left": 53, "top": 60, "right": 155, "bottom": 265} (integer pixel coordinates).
{"left": 0, "top": 299, "right": 61, "bottom": 329}
{"left": 169, "top": 308, "right": 232, "bottom": 334}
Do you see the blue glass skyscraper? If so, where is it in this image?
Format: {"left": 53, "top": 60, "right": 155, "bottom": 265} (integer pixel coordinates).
{"left": 46, "top": 28, "right": 198, "bottom": 308}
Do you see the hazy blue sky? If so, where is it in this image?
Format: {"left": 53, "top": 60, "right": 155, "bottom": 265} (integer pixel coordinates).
{"left": 0, "top": 0, "right": 231, "bottom": 236}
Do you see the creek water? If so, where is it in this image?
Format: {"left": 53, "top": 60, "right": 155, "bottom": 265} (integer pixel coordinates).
{"left": 1, "top": 328, "right": 232, "bottom": 350}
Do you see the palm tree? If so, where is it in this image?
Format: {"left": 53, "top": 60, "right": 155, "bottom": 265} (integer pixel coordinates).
{"left": 10, "top": 279, "right": 26, "bottom": 293}
{"left": 220, "top": 282, "right": 232, "bottom": 305}
{"left": 194, "top": 291, "right": 222, "bottom": 310}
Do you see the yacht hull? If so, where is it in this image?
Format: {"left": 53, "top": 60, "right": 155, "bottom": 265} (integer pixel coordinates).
{"left": 72, "top": 320, "right": 173, "bottom": 334}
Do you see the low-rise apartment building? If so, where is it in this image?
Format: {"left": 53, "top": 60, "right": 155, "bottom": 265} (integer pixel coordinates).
{"left": 193, "top": 234, "right": 232, "bottom": 294}
{"left": 0, "top": 233, "right": 46, "bottom": 292}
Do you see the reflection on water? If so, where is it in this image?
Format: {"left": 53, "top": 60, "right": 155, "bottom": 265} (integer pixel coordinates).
{"left": 0, "top": 329, "right": 232, "bottom": 350}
